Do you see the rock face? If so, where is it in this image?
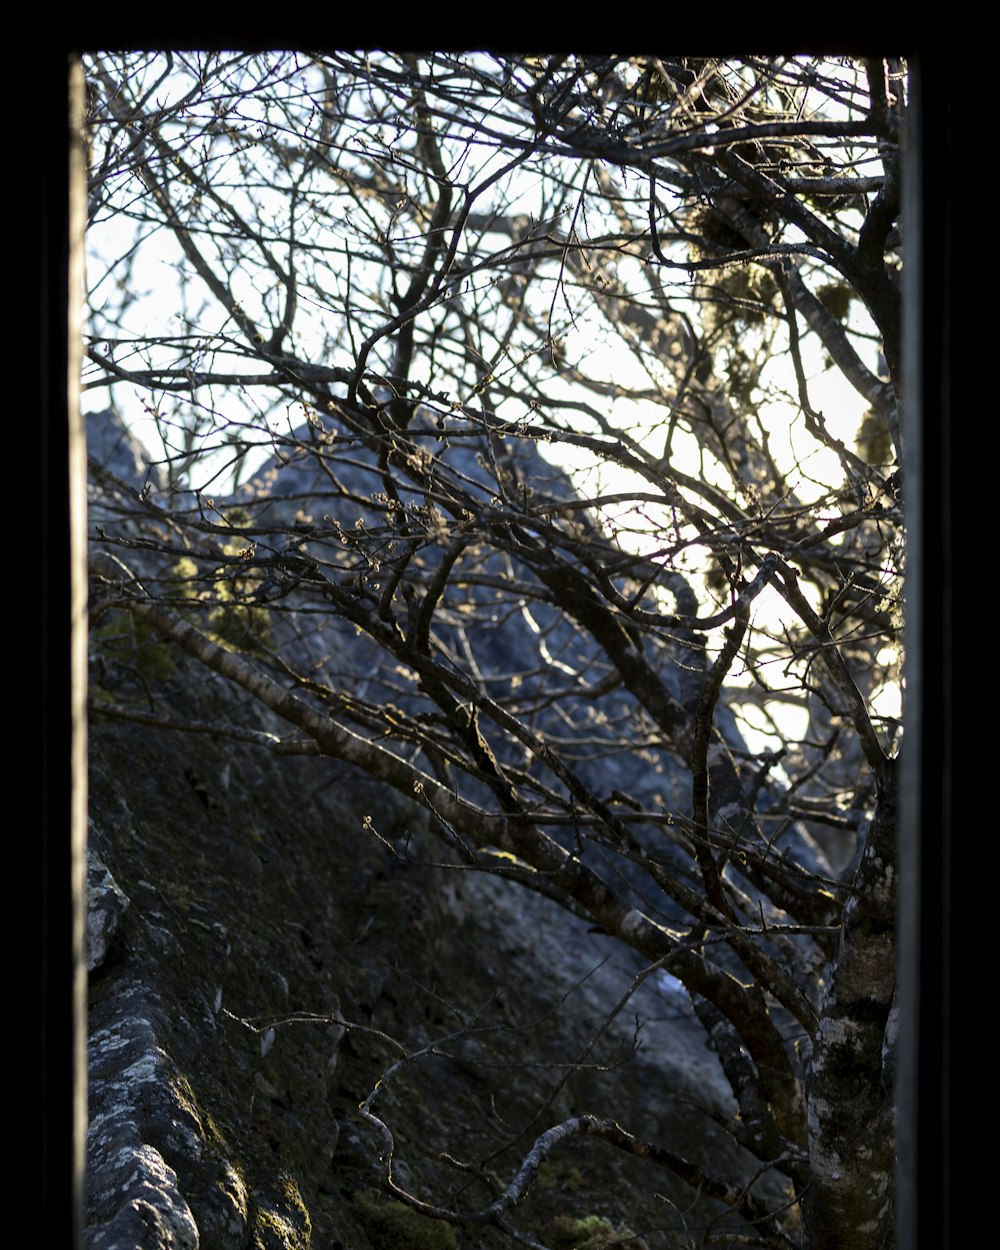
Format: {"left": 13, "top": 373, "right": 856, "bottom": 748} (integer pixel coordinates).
{"left": 85, "top": 408, "right": 792, "bottom": 1249}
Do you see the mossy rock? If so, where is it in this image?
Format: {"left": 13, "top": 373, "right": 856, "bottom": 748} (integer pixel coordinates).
{"left": 537, "top": 1162, "right": 582, "bottom": 1193}
{"left": 252, "top": 1174, "right": 312, "bottom": 1249}
{"left": 544, "top": 1212, "right": 635, "bottom": 1248}
{"left": 351, "top": 1191, "right": 457, "bottom": 1250}
{"left": 172, "top": 553, "right": 273, "bottom": 655}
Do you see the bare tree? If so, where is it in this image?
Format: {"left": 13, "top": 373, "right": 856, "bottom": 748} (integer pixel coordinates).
{"left": 84, "top": 51, "right": 905, "bottom": 1250}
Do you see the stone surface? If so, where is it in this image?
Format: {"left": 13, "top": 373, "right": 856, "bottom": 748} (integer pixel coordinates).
{"left": 85, "top": 407, "right": 796, "bottom": 1248}
{"left": 86, "top": 852, "right": 130, "bottom": 973}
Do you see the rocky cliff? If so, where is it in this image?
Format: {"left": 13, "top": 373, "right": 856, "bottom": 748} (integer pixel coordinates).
{"left": 85, "top": 408, "right": 795, "bottom": 1250}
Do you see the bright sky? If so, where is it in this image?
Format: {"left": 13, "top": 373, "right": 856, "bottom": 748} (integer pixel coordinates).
{"left": 85, "top": 55, "right": 901, "bottom": 763}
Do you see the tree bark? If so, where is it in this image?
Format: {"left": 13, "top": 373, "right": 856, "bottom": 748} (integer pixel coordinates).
{"left": 803, "top": 761, "right": 897, "bottom": 1249}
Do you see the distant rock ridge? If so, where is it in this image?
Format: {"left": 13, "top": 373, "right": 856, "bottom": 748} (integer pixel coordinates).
{"left": 85, "top": 404, "right": 814, "bottom": 1249}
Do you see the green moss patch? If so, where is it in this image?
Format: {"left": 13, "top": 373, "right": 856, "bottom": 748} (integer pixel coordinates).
{"left": 351, "top": 1191, "right": 457, "bottom": 1250}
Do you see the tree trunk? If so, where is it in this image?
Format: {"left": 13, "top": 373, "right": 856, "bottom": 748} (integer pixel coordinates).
{"left": 803, "top": 761, "right": 897, "bottom": 1249}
